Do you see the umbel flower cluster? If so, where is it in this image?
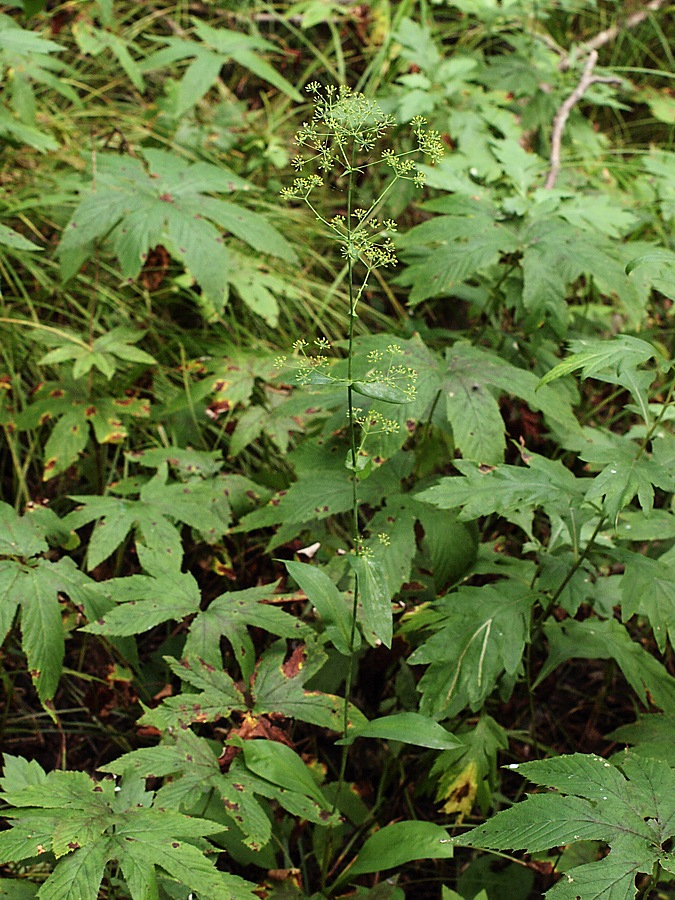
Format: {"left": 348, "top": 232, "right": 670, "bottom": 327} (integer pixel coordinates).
{"left": 281, "top": 83, "right": 444, "bottom": 272}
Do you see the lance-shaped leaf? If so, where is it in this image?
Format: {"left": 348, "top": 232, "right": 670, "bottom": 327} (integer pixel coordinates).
{"left": 408, "top": 584, "right": 534, "bottom": 719}
{"left": 337, "top": 712, "right": 460, "bottom": 750}
{"left": 347, "top": 552, "right": 393, "bottom": 649}
{"left": 139, "top": 18, "right": 301, "bottom": 118}
{"left": 58, "top": 149, "right": 296, "bottom": 317}
{"left": 0, "top": 757, "right": 257, "bottom": 900}
{"left": 536, "top": 617, "right": 675, "bottom": 711}
{"left": 456, "top": 753, "right": 675, "bottom": 900}
{"left": 348, "top": 821, "right": 454, "bottom": 877}
{"left": 285, "top": 560, "right": 355, "bottom": 656}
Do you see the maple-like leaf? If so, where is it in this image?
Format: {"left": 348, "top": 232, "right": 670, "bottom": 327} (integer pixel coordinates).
{"left": 15, "top": 379, "right": 150, "bottom": 480}
{"left": 139, "top": 18, "right": 301, "bottom": 118}
{"left": 57, "top": 149, "right": 297, "bottom": 316}
{"left": 0, "top": 756, "right": 257, "bottom": 899}
{"left": 0, "top": 502, "right": 109, "bottom": 702}
{"left": 67, "top": 463, "right": 238, "bottom": 569}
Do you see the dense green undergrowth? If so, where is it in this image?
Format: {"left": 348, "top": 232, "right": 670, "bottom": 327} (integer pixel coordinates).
{"left": 0, "top": 0, "right": 675, "bottom": 897}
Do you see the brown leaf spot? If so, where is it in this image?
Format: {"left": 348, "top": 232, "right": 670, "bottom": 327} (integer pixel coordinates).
{"left": 282, "top": 645, "right": 306, "bottom": 678}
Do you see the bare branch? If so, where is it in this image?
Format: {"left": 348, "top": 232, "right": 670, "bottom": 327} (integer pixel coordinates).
{"left": 545, "top": 51, "right": 623, "bottom": 190}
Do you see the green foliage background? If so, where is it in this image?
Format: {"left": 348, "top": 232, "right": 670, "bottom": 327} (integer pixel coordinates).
{"left": 0, "top": 0, "right": 674, "bottom": 898}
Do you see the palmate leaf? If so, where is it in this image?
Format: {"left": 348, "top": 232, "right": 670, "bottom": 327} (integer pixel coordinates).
{"left": 67, "top": 464, "right": 237, "bottom": 570}
{"left": 101, "top": 731, "right": 273, "bottom": 852}
{"left": 15, "top": 380, "right": 151, "bottom": 480}
{"left": 440, "top": 342, "right": 584, "bottom": 463}
{"left": 581, "top": 436, "right": 675, "bottom": 523}
{"left": 146, "top": 641, "right": 364, "bottom": 734}
{"left": 396, "top": 194, "right": 518, "bottom": 306}
{"left": 538, "top": 335, "right": 660, "bottom": 417}
{"left": 183, "top": 584, "right": 311, "bottom": 681}
{"left": 0, "top": 757, "right": 257, "bottom": 900}
{"left": 520, "top": 216, "right": 630, "bottom": 334}
{"left": 0, "top": 507, "right": 109, "bottom": 702}
{"left": 408, "top": 584, "right": 535, "bottom": 719}
{"left": 456, "top": 753, "right": 675, "bottom": 900}
{"left": 57, "top": 149, "right": 296, "bottom": 317}
{"left": 38, "top": 326, "right": 156, "bottom": 381}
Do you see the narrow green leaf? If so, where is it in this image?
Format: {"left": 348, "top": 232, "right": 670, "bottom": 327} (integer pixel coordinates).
{"left": 348, "top": 553, "right": 392, "bottom": 648}
{"left": 284, "top": 560, "right": 354, "bottom": 655}
{"left": 337, "top": 713, "right": 461, "bottom": 750}
{"left": 349, "top": 821, "right": 453, "bottom": 876}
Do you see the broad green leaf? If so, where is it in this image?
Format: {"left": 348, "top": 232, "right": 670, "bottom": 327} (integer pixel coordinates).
{"left": 408, "top": 584, "right": 534, "bottom": 718}
{"left": 284, "top": 560, "right": 355, "bottom": 655}
{"left": 238, "top": 437, "right": 414, "bottom": 541}
{"left": 397, "top": 208, "right": 517, "bottom": 306}
{"left": 546, "top": 847, "right": 652, "bottom": 900}
{"left": 441, "top": 342, "right": 584, "bottom": 462}
{"left": 348, "top": 821, "right": 453, "bottom": 876}
{"left": 0, "top": 501, "right": 48, "bottom": 557}
{"left": 348, "top": 553, "right": 392, "bottom": 648}
{"left": 456, "top": 793, "right": 652, "bottom": 852}
{"left": 417, "top": 452, "right": 585, "bottom": 522}
{"left": 337, "top": 713, "right": 460, "bottom": 750}
{"left": 83, "top": 567, "right": 201, "bottom": 636}
{"left": 609, "top": 714, "right": 675, "bottom": 767}
{"left": 0, "top": 555, "right": 107, "bottom": 702}
{"left": 241, "top": 740, "right": 330, "bottom": 809}
{"left": 351, "top": 380, "right": 411, "bottom": 404}
{"left": 37, "top": 839, "right": 109, "bottom": 900}
{"left": 621, "top": 552, "right": 675, "bottom": 653}
{"left": 521, "top": 217, "right": 630, "bottom": 335}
